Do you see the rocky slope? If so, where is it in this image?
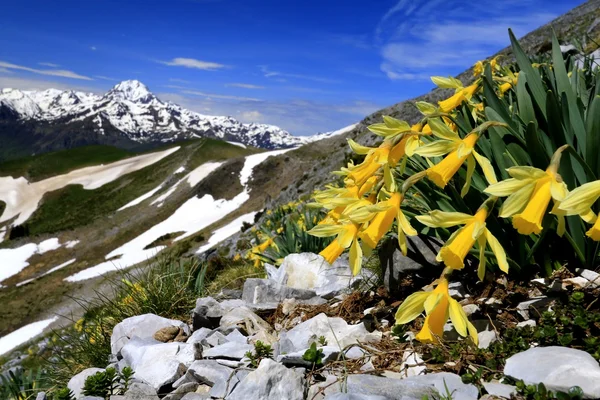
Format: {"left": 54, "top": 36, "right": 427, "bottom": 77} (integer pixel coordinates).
{"left": 0, "top": 80, "right": 331, "bottom": 161}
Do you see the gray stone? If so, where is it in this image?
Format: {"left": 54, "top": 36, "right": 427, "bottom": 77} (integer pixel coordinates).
{"left": 121, "top": 337, "right": 162, "bottom": 368}
{"left": 34, "top": 393, "right": 47, "bottom": 400}
{"left": 192, "top": 297, "right": 224, "bottom": 330}
{"left": 119, "top": 383, "right": 159, "bottom": 400}
{"left": 462, "top": 304, "right": 480, "bottom": 317}
{"left": 181, "top": 394, "right": 210, "bottom": 400}
{"left": 67, "top": 368, "right": 104, "bottom": 399}
{"left": 378, "top": 236, "right": 443, "bottom": 295}
{"left": 277, "top": 345, "right": 341, "bottom": 367}
{"left": 128, "top": 343, "right": 188, "bottom": 391}
{"left": 575, "top": 268, "right": 600, "bottom": 288}
{"left": 228, "top": 358, "right": 305, "bottom": 400}
{"left": 225, "top": 329, "right": 248, "bottom": 344}
{"left": 483, "top": 382, "right": 516, "bottom": 398}
{"left": 185, "top": 360, "right": 238, "bottom": 398}
{"left": 81, "top": 397, "right": 103, "bottom": 400}
{"left": 220, "top": 307, "right": 273, "bottom": 338}
{"left": 478, "top": 329, "right": 498, "bottom": 349}
{"left": 242, "top": 278, "right": 319, "bottom": 304}
{"left": 516, "top": 297, "right": 552, "bottom": 320}
{"left": 504, "top": 346, "right": 600, "bottom": 398}
{"left": 111, "top": 314, "right": 190, "bottom": 356}
{"left": 186, "top": 328, "right": 212, "bottom": 344}
{"left": 325, "top": 394, "right": 389, "bottom": 400}
{"left": 162, "top": 382, "right": 199, "bottom": 400}
{"left": 516, "top": 320, "right": 536, "bottom": 329}
{"left": 204, "top": 341, "right": 253, "bottom": 360}
{"left": 279, "top": 313, "right": 381, "bottom": 354}
{"left": 398, "top": 350, "right": 426, "bottom": 377}
{"left": 204, "top": 331, "right": 228, "bottom": 347}
{"left": 448, "top": 282, "right": 467, "bottom": 299}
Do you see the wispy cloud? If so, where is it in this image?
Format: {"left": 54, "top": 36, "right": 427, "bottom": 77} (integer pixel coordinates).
{"left": 225, "top": 83, "right": 264, "bottom": 89}
{"left": 38, "top": 62, "right": 60, "bottom": 67}
{"left": 182, "top": 89, "right": 261, "bottom": 102}
{"left": 161, "top": 57, "right": 227, "bottom": 71}
{"left": 0, "top": 61, "right": 93, "bottom": 80}
{"left": 376, "top": 0, "right": 558, "bottom": 81}
{"left": 90, "top": 46, "right": 97, "bottom": 51}
{"left": 260, "top": 66, "right": 341, "bottom": 84}
{"left": 0, "top": 75, "right": 98, "bottom": 92}
{"left": 0, "top": 67, "right": 12, "bottom": 74}
{"left": 239, "top": 110, "right": 263, "bottom": 122}
{"left": 95, "top": 75, "right": 118, "bottom": 81}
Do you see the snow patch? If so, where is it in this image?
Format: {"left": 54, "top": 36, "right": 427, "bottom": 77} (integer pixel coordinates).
{"left": 197, "top": 212, "right": 257, "bottom": 254}
{"left": 64, "top": 149, "right": 291, "bottom": 282}
{"left": 226, "top": 141, "right": 247, "bottom": 149}
{"left": 174, "top": 166, "right": 186, "bottom": 174}
{"left": 187, "top": 162, "right": 224, "bottom": 187}
{"left": 0, "top": 317, "right": 58, "bottom": 356}
{"left": 0, "top": 147, "right": 180, "bottom": 226}
{"left": 16, "top": 259, "right": 77, "bottom": 287}
{"left": 65, "top": 240, "right": 80, "bottom": 249}
{"left": 0, "top": 238, "right": 61, "bottom": 283}
{"left": 118, "top": 184, "right": 163, "bottom": 211}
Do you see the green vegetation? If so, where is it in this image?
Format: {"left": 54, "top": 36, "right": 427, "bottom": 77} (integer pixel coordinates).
{"left": 82, "top": 367, "right": 134, "bottom": 399}
{"left": 302, "top": 342, "right": 325, "bottom": 368}
{"left": 514, "top": 381, "right": 584, "bottom": 400}
{"left": 244, "top": 341, "right": 274, "bottom": 368}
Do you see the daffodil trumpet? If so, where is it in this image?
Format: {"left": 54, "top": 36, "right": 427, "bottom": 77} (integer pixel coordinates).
{"left": 417, "top": 197, "right": 509, "bottom": 280}
{"left": 394, "top": 269, "right": 478, "bottom": 344}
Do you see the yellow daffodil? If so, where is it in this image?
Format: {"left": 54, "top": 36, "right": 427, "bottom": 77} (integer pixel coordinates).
{"left": 309, "top": 223, "right": 362, "bottom": 274}
{"left": 344, "top": 141, "right": 391, "bottom": 186}
{"left": 417, "top": 204, "right": 509, "bottom": 279}
{"left": 485, "top": 162, "right": 568, "bottom": 236}
{"left": 559, "top": 180, "right": 600, "bottom": 240}
{"left": 473, "top": 61, "right": 484, "bottom": 76}
{"left": 438, "top": 84, "right": 478, "bottom": 113}
{"left": 394, "top": 276, "right": 478, "bottom": 344}
{"left": 358, "top": 192, "right": 417, "bottom": 254}
{"left": 413, "top": 119, "right": 497, "bottom": 195}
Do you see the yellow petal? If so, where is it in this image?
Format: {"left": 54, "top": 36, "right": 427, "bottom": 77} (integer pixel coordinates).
{"left": 560, "top": 180, "right": 600, "bottom": 215}
{"left": 349, "top": 238, "right": 362, "bottom": 275}
{"left": 485, "top": 229, "right": 509, "bottom": 273}
{"left": 412, "top": 140, "right": 457, "bottom": 157}
{"left": 404, "top": 135, "right": 421, "bottom": 157}
{"left": 448, "top": 298, "right": 467, "bottom": 337}
{"left": 461, "top": 155, "right": 476, "bottom": 197}
{"left": 398, "top": 209, "right": 418, "bottom": 236}
{"left": 383, "top": 115, "right": 410, "bottom": 130}
{"left": 485, "top": 178, "right": 533, "bottom": 197}
{"left": 472, "top": 150, "right": 498, "bottom": 184}
{"left": 427, "top": 118, "right": 461, "bottom": 141}
{"left": 394, "top": 291, "right": 430, "bottom": 324}
{"left": 550, "top": 180, "right": 568, "bottom": 202}
{"left": 308, "top": 224, "right": 345, "bottom": 237}
{"left": 416, "top": 210, "right": 473, "bottom": 228}
{"left": 498, "top": 182, "right": 536, "bottom": 218}
{"left": 347, "top": 139, "right": 373, "bottom": 155}
{"left": 424, "top": 292, "right": 443, "bottom": 314}
{"left": 467, "top": 320, "right": 479, "bottom": 345}
{"left": 398, "top": 229, "right": 408, "bottom": 255}
{"left": 507, "top": 166, "right": 547, "bottom": 180}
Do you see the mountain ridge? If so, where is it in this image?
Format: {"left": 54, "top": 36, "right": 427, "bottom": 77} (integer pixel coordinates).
{"left": 0, "top": 80, "right": 339, "bottom": 159}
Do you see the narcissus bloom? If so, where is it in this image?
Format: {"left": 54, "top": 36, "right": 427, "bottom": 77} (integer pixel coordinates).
{"left": 438, "top": 84, "right": 478, "bottom": 113}
{"left": 344, "top": 141, "right": 391, "bottom": 187}
{"left": 394, "top": 277, "right": 478, "bottom": 344}
{"left": 417, "top": 206, "right": 509, "bottom": 279}
{"left": 414, "top": 119, "right": 497, "bottom": 195}
{"left": 309, "top": 223, "right": 362, "bottom": 274}
{"left": 559, "top": 180, "right": 600, "bottom": 240}
{"left": 485, "top": 166, "right": 567, "bottom": 235}
{"left": 358, "top": 192, "right": 417, "bottom": 254}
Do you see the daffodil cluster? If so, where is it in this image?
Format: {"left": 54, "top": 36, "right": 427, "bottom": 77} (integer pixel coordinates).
{"left": 309, "top": 42, "right": 600, "bottom": 346}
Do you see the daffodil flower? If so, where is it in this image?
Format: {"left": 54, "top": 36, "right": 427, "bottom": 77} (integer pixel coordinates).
{"left": 395, "top": 277, "right": 478, "bottom": 344}
{"left": 358, "top": 192, "right": 417, "bottom": 254}
{"left": 484, "top": 164, "right": 568, "bottom": 236}
{"left": 438, "top": 83, "right": 479, "bottom": 113}
{"left": 417, "top": 205, "right": 509, "bottom": 279}
{"left": 413, "top": 119, "right": 497, "bottom": 195}
{"left": 559, "top": 180, "right": 600, "bottom": 240}
{"left": 344, "top": 141, "right": 391, "bottom": 187}
{"left": 309, "top": 222, "right": 362, "bottom": 274}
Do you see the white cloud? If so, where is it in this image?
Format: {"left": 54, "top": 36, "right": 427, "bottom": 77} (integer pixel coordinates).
{"left": 38, "top": 62, "right": 60, "bottom": 67}
{"left": 95, "top": 75, "right": 118, "bottom": 81}
{"left": 260, "top": 66, "right": 341, "bottom": 84}
{"left": 182, "top": 90, "right": 261, "bottom": 102}
{"left": 91, "top": 46, "right": 97, "bottom": 51}
{"left": 0, "top": 76, "right": 99, "bottom": 92}
{"left": 225, "top": 83, "right": 264, "bottom": 89}
{"left": 0, "top": 61, "right": 93, "bottom": 80}
{"left": 161, "top": 57, "right": 226, "bottom": 71}
{"left": 169, "top": 78, "right": 191, "bottom": 83}
{"left": 0, "top": 67, "right": 12, "bottom": 74}
{"left": 239, "top": 110, "right": 263, "bottom": 122}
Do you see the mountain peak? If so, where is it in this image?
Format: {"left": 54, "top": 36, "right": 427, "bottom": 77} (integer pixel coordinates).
{"left": 106, "top": 80, "right": 155, "bottom": 103}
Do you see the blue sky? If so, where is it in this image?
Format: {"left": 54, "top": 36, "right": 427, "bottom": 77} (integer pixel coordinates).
{"left": 0, "top": 0, "right": 585, "bottom": 135}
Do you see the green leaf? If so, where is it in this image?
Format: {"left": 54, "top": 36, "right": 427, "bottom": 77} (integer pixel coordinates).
{"left": 509, "top": 28, "right": 547, "bottom": 114}
{"left": 524, "top": 122, "right": 549, "bottom": 169}
{"left": 516, "top": 72, "right": 536, "bottom": 126}
{"left": 586, "top": 95, "right": 600, "bottom": 177}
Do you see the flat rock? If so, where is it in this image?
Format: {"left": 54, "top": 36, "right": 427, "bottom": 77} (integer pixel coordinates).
{"left": 227, "top": 358, "right": 305, "bottom": 400}
{"left": 203, "top": 341, "right": 253, "bottom": 360}
{"left": 111, "top": 314, "right": 189, "bottom": 356}
{"left": 277, "top": 345, "right": 341, "bottom": 367}
{"left": 186, "top": 328, "right": 212, "bottom": 344}
{"left": 504, "top": 346, "right": 600, "bottom": 398}
{"left": 68, "top": 368, "right": 104, "bottom": 399}
{"left": 119, "top": 383, "right": 159, "bottom": 400}
{"left": 220, "top": 306, "right": 273, "bottom": 337}
{"left": 482, "top": 382, "right": 516, "bottom": 398}
{"left": 186, "top": 360, "right": 238, "bottom": 398}
{"left": 279, "top": 313, "right": 381, "bottom": 354}
{"left": 516, "top": 297, "right": 552, "bottom": 319}
{"left": 128, "top": 343, "right": 191, "bottom": 391}
{"left": 325, "top": 394, "right": 389, "bottom": 400}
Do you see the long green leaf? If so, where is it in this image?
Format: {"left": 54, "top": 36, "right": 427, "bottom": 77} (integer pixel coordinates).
{"left": 509, "top": 29, "right": 547, "bottom": 113}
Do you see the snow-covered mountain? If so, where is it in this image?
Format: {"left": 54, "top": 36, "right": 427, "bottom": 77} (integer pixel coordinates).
{"left": 0, "top": 80, "right": 325, "bottom": 150}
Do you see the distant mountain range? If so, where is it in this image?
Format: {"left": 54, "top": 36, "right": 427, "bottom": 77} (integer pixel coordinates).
{"left": 0, "top": 80, "right": 351, "bottom": 160}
